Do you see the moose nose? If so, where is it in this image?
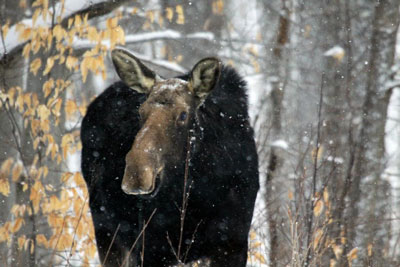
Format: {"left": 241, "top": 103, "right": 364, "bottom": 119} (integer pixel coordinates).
{"left": 121, "top": 166, "right": 154, "bottom": 195}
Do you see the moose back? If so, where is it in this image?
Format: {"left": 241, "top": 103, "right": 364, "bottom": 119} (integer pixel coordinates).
{"left": 81, "top": 49, "right": 259, "bottom": 266}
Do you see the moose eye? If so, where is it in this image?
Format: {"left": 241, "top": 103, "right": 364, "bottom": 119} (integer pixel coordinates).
{"left": 178, "top": 111, "right": 187, "bottom": 121}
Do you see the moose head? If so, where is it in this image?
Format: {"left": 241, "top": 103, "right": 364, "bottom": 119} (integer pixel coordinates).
{"left": 111, "top": 49, "right": 221, "bottom": 197}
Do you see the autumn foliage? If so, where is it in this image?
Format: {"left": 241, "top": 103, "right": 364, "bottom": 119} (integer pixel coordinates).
{"left": 0, "top": 0, "right": 127, "bottom": 265}
{"left": 0, "top": 1, "right": 235, "bottom": 266}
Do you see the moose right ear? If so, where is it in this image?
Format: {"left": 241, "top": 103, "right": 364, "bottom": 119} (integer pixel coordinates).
{"left": 111, "top": 49, "right": 156, "bottom": 94}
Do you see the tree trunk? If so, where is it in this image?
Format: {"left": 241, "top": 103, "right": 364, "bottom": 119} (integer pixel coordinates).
{"left": 343, "top": 1, "right": 399, "bottom": 265}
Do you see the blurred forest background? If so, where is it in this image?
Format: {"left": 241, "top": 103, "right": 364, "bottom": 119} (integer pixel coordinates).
{"left": 0, "top": 0, "right": 399, "bottom": 266}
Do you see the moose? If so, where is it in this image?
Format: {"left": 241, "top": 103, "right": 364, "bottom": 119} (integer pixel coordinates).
{"left": 81, "top": 48, "right": 259, "bottom": 266}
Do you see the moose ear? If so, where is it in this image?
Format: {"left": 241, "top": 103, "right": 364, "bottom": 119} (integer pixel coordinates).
{"left": 189, "top": 58, "right": 221, "bottom": 100}
{"left": 111, "top": 49, "right": 156, "bottom": 94}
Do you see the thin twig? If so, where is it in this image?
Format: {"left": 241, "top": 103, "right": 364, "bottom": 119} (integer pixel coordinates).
{"left": 120, "top": 208, "right": 157, "bottom": 267}
{"left": 166, "top": 232, "right": 180, "bottom": 263}
{"left": 66, "top": 194, "right": 89, "bottom": 266}
{"left": 49, "top": 215, "right": 68, "bottom": 266}
{"left": 102, "top": 224, "right": 121, "bottom": 266}
{"left": 183, "top": 219, "right": 203, "bottom": 263}
{"left": 304, "top": 73, "right": 324, "bottom": 267}
{"left": 177, "top": 133, "right": 193, "bottom": 260}
{"left": 141, "top": 220, "right": 145, "bottom": 267}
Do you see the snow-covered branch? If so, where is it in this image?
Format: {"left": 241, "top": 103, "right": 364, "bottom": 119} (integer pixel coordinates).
{"left": 72, "top": 30, "right": 215, "bottom": 50}
{"left": 134, "top": 53, "right": 187, "bottom": 74}
{"left": 0, "top": 0, "right": 129, "bottom": 62}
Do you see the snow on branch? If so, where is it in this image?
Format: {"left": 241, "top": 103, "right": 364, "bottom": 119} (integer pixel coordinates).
{"left": 71, "top": 30, "right": 216, "bottom": 74}
{"left": 72, "top": 30, "right": 216, "bottom": 49}
{"left": 134, "top": 53, "right": 187, "bottom": 74}
{"left": 0, "top": 0, "right": 129, "bottom": 62}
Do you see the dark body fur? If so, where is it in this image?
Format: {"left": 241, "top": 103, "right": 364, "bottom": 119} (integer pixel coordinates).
{"left": 81, "top": 66, "right": 259, "bottom": 266}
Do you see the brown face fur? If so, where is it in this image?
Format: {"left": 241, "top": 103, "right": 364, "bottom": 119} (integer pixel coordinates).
{"left": 122, "top": 79, "right": 194, "bottom": 195}
{"left": 111, "top": 49, "right": 220, "bottom": 196}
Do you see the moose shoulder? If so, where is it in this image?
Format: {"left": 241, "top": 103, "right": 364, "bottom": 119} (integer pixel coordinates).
{"left": 81, "top": 49, "right": 259, "bottom": 267}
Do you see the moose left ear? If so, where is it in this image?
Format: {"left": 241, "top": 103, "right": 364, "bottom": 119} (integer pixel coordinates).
{"left": 111, "top": 49, "right": 156, "bottom": 94}
{"left": 189, "top": 58, "right": 221, "bottom": 100}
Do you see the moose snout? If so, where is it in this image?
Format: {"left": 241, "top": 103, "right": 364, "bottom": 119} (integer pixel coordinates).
{"left": 122, "top": 165, "right": 155, "bottom": 195}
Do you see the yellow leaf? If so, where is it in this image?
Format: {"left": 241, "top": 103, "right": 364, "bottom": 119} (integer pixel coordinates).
{"left": 30, "top": 240, "right": 34, "bottom": 254}
{"left": 311, "top": 145, "right": 323, "bottom": 161}
{"left": 1, "top": 158, "right": 14, "bottom": 173}
{"left": 19, "top": 0, "right": 27, "bottom": 9}
{"left": 212, "top": 0, "right": 224, "bottom": 15}
{"left": 12, "top": 163, "right": 23, "bottom": 182}
{"left": 347, "top": 247, "right": 358, "bottom": 262}
{"left": 47, "top": 31, "right": 53, "bottom": 49}
{"left": 323, "top": 188, "right": 329, "bottom": 203}
{"left": 251, "top": 59, "right": 259, "bottom": 73}
{"left": 0, "top": 179, "right": 10, "bottom": 197}
{"left": 24, "top": 93, "right": 32, "bottom": 108}
{"left": 65, "top": 99, "right": 77, "bottom": 117}
{"left": 65, "top": 56, "right": 78, "bottom": 71}
{"left": 165, "top": 7, "right": 173, "bottom": 22}
{"left": 131, "top": 7, "right": 138, "bottom": 15}
{"left": 6, "top": 87, "right": 16, "bottom": 106}
{"left": 50, "top": 142, "right": 59, "bottom": 160}
{"left": 42, "top": 78, "right": 54, "bottom": 98}
{"left": 11, "top": 218, "right": 24, "bottom": 233}
{"left": 43, "top": 57, "right": 54, "bottom": 75}
{"left": 249, "top": 230, "right": 256, "bottom": 240}
{"left": 80, "top": 57, "right": 89, "bottom": 82}
{"left": 32, "top": 0, "right": 42, "bottom": 8}
{"left": 332, "top": 244, "right": 343, "bottom": 259}
{"left": 330, "top": 259, "right": 337, "bottom": 267}
{"left": 253, "top": 252, "right": 266, "bottom": 264}
{"left": 2, "top": 24, "right": 9, "bottom": 38}
{"left": 57, "top": 233, "right": 73, "bottom": 251}
{"left": 87, "top": 26, "right": 98, "bottom": 42}
{"left": 78, "top": 106, "right": 87, "bottom": 116}
{"left": 147, "top": 11, "right": 155, "bottom": 23}
{"left": 68, "top": 17, "right": 74, "bottom": 29}
{"left": 175, "top": 5, "right": 184, "bottom": 24}
{"left": 367, "top": 243, "right": 373, "bottom": 257}
{"left": 18, "top": 235, "right": 26, "bottom": 250}
{"left": 15, "top": 94, "right": 24, "bottom": 112}
{"left": 61, "top": 172, "right": 73, "bottom": 183}
{"left": 288, "top": 190, "right": 293, "bottom": 200}
{"left": 75, "top": 14, "right": 82, "bottom": 27}
{"left": 30, "top": 58, "right": 42, "bottom": 76}
{"left": 36, "top": 234, "right": 48, "bottom": 248}
{"left": 74, "top": 172, "right": 85, "bottom": 187}
{"left": 313, "top": 199, "right": 324, "bottom": 217}
{"left": 32, "top": 9, "right": 41, "bottom": 26}
{"left": 57, "top": 154, "right": 62, "bottom": 164}
{"left": 37, "top": 104, "right": 50, "bottom": 120}
{"left": 83, "top": 13, "right": 89, "bottom": 26}
{"left": 42, "top": 0, "right": 48, "bottom": 12}
{"left": 32, "top": 39, "right": 41, "bottom": 54}
{"left": 52, "top": 98, "right": 62, "bottom": 116}
{"left": 106, "top": 17, "right": 118, "bottom": 29}
{"left": 115, "top": 26, "right": 125, "bottom": 45}
{"left": 313, "top": 229, "right": 323, "bottom": 250}
{"left": 52, "top": 25, "right": 64, "bottom": 42}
